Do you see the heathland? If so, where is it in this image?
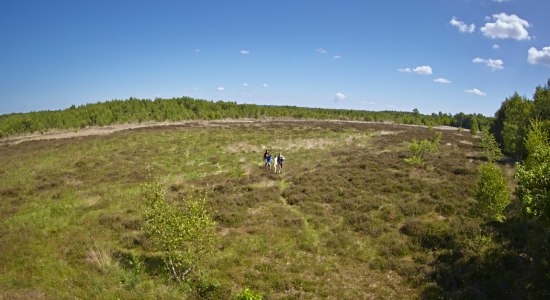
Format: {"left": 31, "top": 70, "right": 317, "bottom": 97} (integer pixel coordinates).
{"left": 1, "top": 119, "right": 548, "bottom": 299}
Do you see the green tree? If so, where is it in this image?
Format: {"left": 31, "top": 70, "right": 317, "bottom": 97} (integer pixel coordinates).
{"left": 470, "top": 117, "right": 479, "bottom": 135}
{"left": 477, "top": 131, "right": 503, "bottom": 162}
{"left": 472, "top": 162, "right": 510, "bottom": 223}
{"left": 141, "top": 180, "right": 217, "bottom": 281}
{"left": 533, "top": 79, "right": 550, "bottom": 121}
{"left": 492, "top": 93, "right": 534, "bottom": 158}
{"left": 515, "top": 121, "right": 550, "bottom": 225}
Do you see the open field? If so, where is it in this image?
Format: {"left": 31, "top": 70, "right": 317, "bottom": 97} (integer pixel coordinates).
{"left": 0, "top": 120, "right": 547, "bottom": 299}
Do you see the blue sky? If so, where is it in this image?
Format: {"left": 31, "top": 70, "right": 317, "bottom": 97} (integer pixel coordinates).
{"left": 1, "top": 0, "right": 549, "bottom": 116}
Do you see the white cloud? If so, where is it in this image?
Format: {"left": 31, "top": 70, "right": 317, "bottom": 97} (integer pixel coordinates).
{"left": 217, "top": 86, "right": 225, "bottom": 91}
{"left": 413, "top": 66, "right": 433, "bottom": 75}
{"left": 493, "top": 44, "right": 500, "bottom": 49}
{"left": 333, "top": 55, "right": 342, "bottom": 60}
{"left": 449, "top": 17, "right": 475, "bottom": 33}
{"left": 193, "top": 86, "right": 199, "bottom": 90}
{"left": 262, "top": 83, "right": 268, "bottom": 88}
{"left": 194, "top": 48, "right": 201, "bottom": 53}
{"left": 472, "top": 57, "right": 504, "bottom": 71}
{"left": 465, "top": 88, "right": 487, "bottom": 96}
{"left": 481, "top": 13, "right": 531, "bottom": 40}
{"left": 334, "top": 92, "right": 346, "bottom": 102}
{"left": 240, "top": 50, "right": 250, "bottom": 55}
{"left": 492, "top": 0, "right": 509, "bottom": 2}
{"left": 242, "top": 82, "right": 248, "bottom": 87}
{"left": 398, "top": 66, "right": 432, "bottom": 75}
{"left": 528, "top": 47, "right": 550, "bottom": 67}
{"left": 316, "top": 48, "right": 327, "bottom": 54}
{"left": 433, "top": 78, "right": 451, "bottom": 84}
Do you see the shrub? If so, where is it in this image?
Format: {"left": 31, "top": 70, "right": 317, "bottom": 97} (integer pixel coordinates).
{"left": 470, "top": 118, "right": 479, "bottom": 135}
{"left": 406, "top": 132, "right": 442, "bottom": 165}
{"left": 234, "top": 287, "right": 263, "bottom": 300}
{"left": 404, "top": 156, "right": 423, "bottom": 166}
{"left": 472, "top": 163, "right": 510, "bottom": 223}
{"left": 141, "top": 180, "right": 217, "bottom": 281}
{"left": 477, "top": 131, "right": 503, "bottom": 162}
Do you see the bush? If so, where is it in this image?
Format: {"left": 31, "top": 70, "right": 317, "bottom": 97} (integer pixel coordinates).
{"left": 406, "top": 132, "right": 442, "bottom": 165}
{"left": 234, "top": 287, "right": 263, "bottom": 300}
{"left": 472, "top": 163, "right": 510, "bottom": 223}
{"left": 141, "top": 180, "right": 217, "bottom": 281}
{"left": 477, "top": 131, "right": 503, "bottom": 162}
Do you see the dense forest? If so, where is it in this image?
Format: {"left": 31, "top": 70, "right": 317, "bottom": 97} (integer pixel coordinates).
{"left": 0, "top": 97, "right": 491, "bottom": 138}
{"left": 492, "top": 79, "right": 550, "bottom": 159}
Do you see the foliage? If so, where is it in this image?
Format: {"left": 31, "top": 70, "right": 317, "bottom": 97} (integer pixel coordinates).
{"left": 403, "top": 155, "right": 423, "bottom": 166}
{"left": 493, "top": 93, "right": 534, "bottom": 158}
{"left": 470, "top": 117, "right": 479, "bottom": 135}
{"left": 234, "top": 287, "right": 263, "bottom": 300}
{"left": 515, "top": 120, "right": 550, "bottom": 225}
{"left": 476, "top": 131, "right": 503, "bottom": 162}
{"left": 492, "top": 80, "right": 550, "bottom": 158}
{"left": 406, "top": 131, "right": 441, "bottom": 165}
{"left": 533, "top": 79, "right": 550, "bottom": 120}
{"left": 472, "top": 163, "right": 510, "bottom": 223}
{"left": 141, "top": 180, "right": 217, "bottom": 282}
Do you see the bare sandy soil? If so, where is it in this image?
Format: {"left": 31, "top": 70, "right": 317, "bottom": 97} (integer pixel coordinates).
{"left": 0, "top": 118, "right": 463, "bottom": 145}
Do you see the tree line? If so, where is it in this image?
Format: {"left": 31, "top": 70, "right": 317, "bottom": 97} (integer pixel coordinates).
{"left": 474, "top": 79, "right": 550, "bottom": 225}
{"left": 0, "top": 96, "right": 491, "bottom": 138}
{"left": 492, "top": 79, "right": 550, "bottom": 159}
{"left": 489, "top": 79, "right": 550, "bottom": 226}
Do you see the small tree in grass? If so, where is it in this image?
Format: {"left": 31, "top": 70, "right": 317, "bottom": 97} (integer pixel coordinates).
{"left": 234, "top": 287, "right": 263, "bottom": 300}
{"left": 405, "top": 132, "right": 442, "bottom": 166}
{"left": 477, "top": 131, "right": 503, "bottom": 162}
{"left": 142, "top": 180, "right": 217, "bottom": 282}
{"left": 472, "top": 162, "right": 510, "bottom": 223}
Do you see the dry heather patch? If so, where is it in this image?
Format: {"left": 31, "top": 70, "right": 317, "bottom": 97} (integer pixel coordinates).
{"left": 225, "top": 141, "right": 259, "bottom": 153}
{"left": 379, "top": 130, "right": 402, "bottom": 136}
{"left": 251, "top": 178, "right": 278, "bottom": 189}
{"left": 225, "top": 122, "right": 376, "bottom": 153}
{"left": 273, "top": 134, "right": 372, "bottom": 151}
{"left": 81, "top": 195, "right": 103, "bottom": 209}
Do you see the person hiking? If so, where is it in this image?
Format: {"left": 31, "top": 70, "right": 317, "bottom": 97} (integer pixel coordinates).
{"left": 276, "top": 153, "right": 285, "bottom": 174}
{"left": 263, "top": 150, "right": 272, "bottom": 171}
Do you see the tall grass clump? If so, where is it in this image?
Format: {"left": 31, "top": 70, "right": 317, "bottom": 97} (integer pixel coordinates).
{"left": 86, "top": 241, "right": 117, "bottom": 273}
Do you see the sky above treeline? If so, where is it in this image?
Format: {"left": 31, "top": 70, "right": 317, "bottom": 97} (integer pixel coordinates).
{"left": 1, "top": 0, "right": 549, "bottom": 116}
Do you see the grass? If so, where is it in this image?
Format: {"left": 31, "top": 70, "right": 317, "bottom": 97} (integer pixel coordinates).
{"left": 0, "top": 120, "right": 548, "bottom": 299}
